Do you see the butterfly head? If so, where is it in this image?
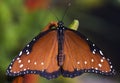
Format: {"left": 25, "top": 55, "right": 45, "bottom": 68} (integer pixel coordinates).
{"left": 57, "top": 21, "right": 64, "bottom": 29}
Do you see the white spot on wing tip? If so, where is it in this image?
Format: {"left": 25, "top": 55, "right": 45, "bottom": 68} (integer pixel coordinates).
{"left": 19, "top": 51, "right": 22, "bottom": 56}
{"left": 102, "top": 57, "right": 105, "bottom": 59}
{"left": 27, "top": 44, "right": 29, "bottom": 47}
{"left": 107, "top": 58, "right": 110, "bottom": 61}
{"left": 93, "top": 44, "right": 95, "bottom": 46}
{"left": 99, "top": 50, "right": 103, "bottom": 55}
{"left": 33, "top": 38, "right": 36, "bottom": 41}
{"left": 9, "top": 66, "right": 12, "bottom": 69}
{"left": 17, "top": 58, "right": 20, "bottom": 60}
{"left": 110, "top": 65, "right": 113, "bottom": 69}
{"left": 26, "top": 50, "right": 30, "bottom": 55}
{"left": 92, "top": 51, "right": 95, "bottom": 54}
{"left": 26, "top": 50, "right": 28, "bottom": 52}
{"left": 12, "top": 59, "right": 15, "bottom": 62}
{"left": 101, "top": 59, "right": 104, "bottom": 62}
{"left": 10, "top": 70, "right": 12, "bottom": 72}
{"left": 94, "top": 49, "right": 96, "bottom": 51}
{"left": 18, "top": 60, "right": 21, "bottom": 63}
{"left": 27, "top": 52, "right": 30, "bottom": 55}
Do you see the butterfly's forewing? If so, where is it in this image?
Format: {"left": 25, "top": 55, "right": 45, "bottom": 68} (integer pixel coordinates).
{"left": 62, "top": 29, "right": 115, "bottom": 77}
{"left": 7, "top": 29, "right": 60, "bottom": 79}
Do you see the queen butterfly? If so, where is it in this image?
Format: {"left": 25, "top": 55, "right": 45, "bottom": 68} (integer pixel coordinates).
{"left": 6, "top": 21, "right": 115, "bottom": 80}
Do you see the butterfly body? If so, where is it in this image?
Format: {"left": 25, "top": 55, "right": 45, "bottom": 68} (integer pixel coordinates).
{"left": 6, "top": 21, "right": 115, "bottom": 79}
{"left": 57, "top": 21, "right": 66, "bottom": 66}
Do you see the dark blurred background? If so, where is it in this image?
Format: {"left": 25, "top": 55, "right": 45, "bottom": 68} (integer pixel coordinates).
{"left": 0, "top": 0, "right": 120, "bottom": 83}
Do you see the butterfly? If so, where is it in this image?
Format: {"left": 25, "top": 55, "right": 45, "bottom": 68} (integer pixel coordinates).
{"left": 6, "top": 21, "right": 115, "bottom": 80}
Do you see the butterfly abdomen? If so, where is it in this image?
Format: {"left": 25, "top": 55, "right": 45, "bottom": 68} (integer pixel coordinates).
{"left": 57, "top": 51, "right": 65, "bottom": 66}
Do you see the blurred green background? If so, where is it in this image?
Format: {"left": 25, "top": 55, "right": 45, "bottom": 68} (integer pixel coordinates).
{"left": 0, "top": 0, "right": 120, "bottom": 83}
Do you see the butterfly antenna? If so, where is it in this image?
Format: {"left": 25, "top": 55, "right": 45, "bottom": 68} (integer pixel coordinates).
{"left": 48, "top": 6, "right": 60, "bottom": 21}
{"left": 61, "top": 2, "right": 71, "bottom": 21}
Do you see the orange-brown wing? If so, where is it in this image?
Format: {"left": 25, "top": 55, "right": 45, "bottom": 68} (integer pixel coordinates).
{"left": 6, "top": 29, "right": 60, "bottom": 79}
{"left": 62, "top": 29, "right": 115, "bottom": 78}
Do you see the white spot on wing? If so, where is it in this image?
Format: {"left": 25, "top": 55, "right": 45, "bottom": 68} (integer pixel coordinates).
{"left": 28, "top": 60, "right": 30, "bottom": 63}
{"left": 18, "top": 60, "right": 21, "bottom": 63}
{"left": 42, "top": 69, "right": 44, "bottom": 72}
{"left": 26, "top": 50, "right": 28, "bottom": 52}
{"left": 77, "top": 68, "right": 79, "bottom": 71}
{"left": 34, "top": 62, "right": 37, "bottom": 65}
{"left": 19, "top": 51, "right": 22, "bottom": 56}
{"left": 102, "top": 57, "right": 105, "bottom": 59}
{"left": 93, "top": 49, "right": 96, "bottom": 51}
{"left": 20, "top": 64, "right": 23, "bottom": 68}
{"left": 27, "top": 44, "right": 29, "bottom": 47}
{"left": 99, "top": 50, "right": 103, "bottom": 55}
{"left": 17, "top": 58, "right": 20, "bottom": 60}
{"left": 12, "top": 59, "right": 15, "bottom": 61}
{"left": 26, "top": 50, "right": 30, "bottom": 55}
{"left": 10, "top": 70, "right": 12, "bottom": 72}
{"left": 91, "top": 59, "right": 94, "bottom": 62}
{"left": 110, "top": 65, "right": 113, "bottom": 68}
{"left": 107, "top": 58, "right": 110, "bottom": 61}
{"left": 27, "top": 52, "right": 30, "bottom": 55}
{"left": 33, "top": 38, "right": 36, "bottom": 41}
{"left": 24, "top": 69, "right": 26, "bottom": 71}
{"left": 9, "top": 66, "right": 12, "bottom": 69}
{"left": 95, "top": 67, "right": 98, "bottom": 70}
{"left": 77, "top": 61, "right": 80, "bottom": 64}
{"left": 14, "top": 72, "right": 16, "bottom": 73}
{"left": 41, "top": 62, "right": 44, "bottom": 65}
{"left": 98, "top": 63, "right": 102, "bottom": 67}
{"left": 84, "top": 61, "right": 87, "bottom": 64}
{"left": 92, "top": 51, "right": 95, "bottom": 54}
{"left": 101, "top": 59, "right": 104, "bottom": 62}
{"left": 93, "top": 44, "right": 95, "bottom": 46}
